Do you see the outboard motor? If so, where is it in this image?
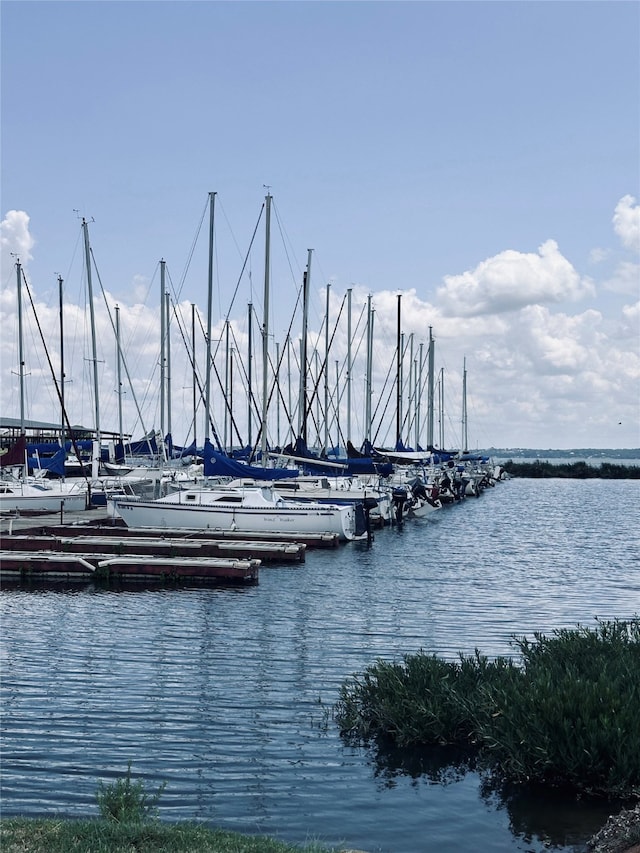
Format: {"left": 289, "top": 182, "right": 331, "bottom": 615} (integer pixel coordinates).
{"left": 391, "top": 487, "right": 408, "bottom": 525}
{"left": 362, "top": 496, "right": 379, "bottom": 543}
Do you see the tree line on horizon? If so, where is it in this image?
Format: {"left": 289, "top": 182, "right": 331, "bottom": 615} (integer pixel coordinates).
{"left": 502, "top": 460, "right": 640, "bottom": 479}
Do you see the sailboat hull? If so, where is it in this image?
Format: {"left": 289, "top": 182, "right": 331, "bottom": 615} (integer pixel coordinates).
{"left": 112, "top": 487, "right": 358, "bottom": 541}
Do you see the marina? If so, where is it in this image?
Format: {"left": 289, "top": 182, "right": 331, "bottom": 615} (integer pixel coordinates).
{"left": 1, "top": 478, "right": 638, "bottom": 853}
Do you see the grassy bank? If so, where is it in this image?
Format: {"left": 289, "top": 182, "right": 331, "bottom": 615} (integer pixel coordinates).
{"left": 0, "top": 818, "right": 341, "bottom": 853}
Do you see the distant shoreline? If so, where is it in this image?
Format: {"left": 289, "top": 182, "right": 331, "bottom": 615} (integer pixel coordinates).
{"left": 501, "top": 459, "right": 640, "bottom": 479}
{"left": 482, "top": 448, "right": 640, "bottom": 461}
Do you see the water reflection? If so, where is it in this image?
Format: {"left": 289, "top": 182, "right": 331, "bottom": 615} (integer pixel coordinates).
{"left": 1, "top": 480, "right": 639, "bottom": 853}
{"left": 359, "top": 738, "right": 619, "bottom": 849}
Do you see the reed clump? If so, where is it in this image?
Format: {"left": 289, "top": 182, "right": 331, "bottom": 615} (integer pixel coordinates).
{"left": 335, "top": 617, "right": 640, "bottom": 797}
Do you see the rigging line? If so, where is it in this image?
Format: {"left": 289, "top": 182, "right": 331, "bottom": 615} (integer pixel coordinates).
{"left": 370, "top": 345, "right": 399, "bottom": 447}
{"left": 247, "top": 273, "right": 311, "bottom": 461}
{"left": 222, "top": 203, "right": 264, "bottom": 324}
{"left": 270, "top": 198, "right": 305, "bottom": 292}
{"left": 227, "top": 318, "right": 263, "bottom": 436}
{"left": 90, "top": 248, "right": 154, "bottom": 452}
{"left": 173, "top": 195, "right": 209, "bottom": 304}
{"left": 191, "top": 309, "right": 232, "bottom": 450}
{"left": 20, "top": 267, "right": 90, "bottom": 485}
{"left": 301, "top": 293, "right": 347, "bottom": 433}
{"left": 166, "top": 298, "right": 214, "bottom": 447}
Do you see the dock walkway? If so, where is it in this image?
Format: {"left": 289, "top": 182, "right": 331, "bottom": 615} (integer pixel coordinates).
{"left": 0, "top": 507, "right": 337, "bottom": 586}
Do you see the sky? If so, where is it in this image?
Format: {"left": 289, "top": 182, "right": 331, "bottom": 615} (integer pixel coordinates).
{"left": 1, "top": 0, "right": 639, "bottom": 452}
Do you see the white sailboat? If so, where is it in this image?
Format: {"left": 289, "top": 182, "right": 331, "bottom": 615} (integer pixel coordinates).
{"left": 111, "top": 485, "right": 360, "bottom": 541}
{"left": 0, "top": 262, "right": 88, "bottom": 514}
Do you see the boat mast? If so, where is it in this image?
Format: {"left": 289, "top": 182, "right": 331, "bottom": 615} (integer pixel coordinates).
{"left": 224, "top": 320, "right": 230, "bottom": 451}
{"left": 299, "top": 249, "right": 312, "bottom": 443}
{"left": 160, "top": 259, "right": 166, "bottom": 440}
{"left": 365, "top": 295, "right": 374, "bottom": 445}
{"left": 115, "top": 305, "right": 124, "bottom": 448}
{"left": 260, "top": 192, "right": 271, "bottom": 461}
{"left": 275, "top": 341, "right": 281, "bottom": 447}
{"left": 204, "top": 191, "right": 216, "bottom": 444}
{"left": 396, "top": 294, "right": 401, "bottom": 447}
{"left": 462, "top": 356, "right": 468, "bottom": 453}
{"left": 165, "top": 289, "right": 172, "bottom": 446}
{"left": 416, "top": 341, "right": 424, "bottom": 449}
{"left": 346, "top": 287, "right": 352, "bottom": 445}
{"left": 82, "top": 218, "right": 101, "bottom": 450}
{"left": 247, "top": 302, "right": 253, "bottom": 448}
{"left": 287, "top": 337, "right": 293, "bottom": 446}
{"left": 439, "top": 366, "right": 445, "bottom": 449}
{"left": 16, "top": 261, "right": 26, "bottom": 436}
{"left": 58, "top": 275, "right": 65, "bottom": 449}
{"left": 427, "top": 326, "right": 435, "bottom": 448}
{"left": 323, "top": 282, "right": 330, "bottom": 453}
{"left": 191, "top": 303, "right": 197, "bottom": 450}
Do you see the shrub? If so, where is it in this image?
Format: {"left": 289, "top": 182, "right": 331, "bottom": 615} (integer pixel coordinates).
{"left": 96, "top": 761, "right": 167, "bottom": 823}
{"left": 335, "top": 618, "right": 640, "bottom": 797}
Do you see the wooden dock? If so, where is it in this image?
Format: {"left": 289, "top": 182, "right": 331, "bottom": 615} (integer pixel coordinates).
{"left": 0, "top": 506, "right": 333, "bottom": 587}
{"left": 0, "top": 549, "right": 259, "bottom": 585}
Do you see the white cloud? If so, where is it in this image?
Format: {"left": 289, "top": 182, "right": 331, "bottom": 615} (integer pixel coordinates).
{"left": 436, "top": 240, "right": 595, "bottom": 317}
{"left": 602, "top": 260, "right": 640, "bottom": 297}
{"left": 619, "top": 300, "right": 640, "bottom": 339}
{"left": 2, "top": 209, "right": 639, "bottom": 450}
{"left": 1, "top": 210, "right": 35, "bottom": 282}
{"left": 613, "top": 194, "right": 640, "bottom": 253}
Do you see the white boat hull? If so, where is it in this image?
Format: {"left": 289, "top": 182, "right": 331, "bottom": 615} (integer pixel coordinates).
{"left": 112, "top": 487, "right": 358, "bottom": 541}
{"left": 0, "top": 489, "right": 87, "bottom": 513}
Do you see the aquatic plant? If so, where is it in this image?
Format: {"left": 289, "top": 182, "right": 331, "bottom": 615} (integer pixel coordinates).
{"left": 335, "top": 618, "right": 640, "bottom": 797}
{"left": 96, "top": 761, "right": 167, "bottom": 823}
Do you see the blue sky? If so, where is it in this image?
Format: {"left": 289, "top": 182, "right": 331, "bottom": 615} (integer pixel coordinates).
{"left": 1, "top": 1, "right": 639, "bottom": 451}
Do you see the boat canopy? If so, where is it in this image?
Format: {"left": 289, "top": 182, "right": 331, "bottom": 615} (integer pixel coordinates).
{"left": 203, "top": 440, "right": 299, "bottom": 480}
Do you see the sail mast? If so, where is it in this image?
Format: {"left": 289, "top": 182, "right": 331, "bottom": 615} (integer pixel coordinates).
{"left": 247, "top": 302, "right": 253, "bottom": 447}
{"left": 299, "top": 249, "right": 312, "bottom": 443}
{"left": 82, "top": 219, "right": 101, "bottom": 449}
{"left": 427, "top": 326, "right": 435, "bottom": 448}
{"left": 166, "top": 289, "right": 172, "bottom": 445}
{"left": 191, "top": 303, "right": 197, "bottom": 450}
{"left": 160, "top": 259, "right": 166, "bottom": 439}
{"left": 115, "top": 305, "right": 124, "bottom": 448}
{"left": 16, "top": 261, "right": 26, "bottom": 435}
{"left": 323, "top": 282, "right": 330, "bottom": 453}
{"left": 346, "top": 287, "right": 352, "bottom": 445}
{"left": 204, "top": 191, "right": 216, "bottom": 444}
{"left": 396, "top": 294, "right": 402, "bottom": 447}
{"left": 58, "top": 275, "right": 65, "bottom": 449}
{"left": 365, "top": 295, "right": 374, "bottom": 445}
{"left": 260, "top": 192, "right": 271, "bottom": 461}
{"left": 462, "top": 356, "right": 468, "bottom": 453}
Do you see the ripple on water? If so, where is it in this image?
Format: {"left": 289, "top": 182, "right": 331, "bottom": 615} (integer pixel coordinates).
{"left": 1, "top": 479, "right": 639, "bottom": 853}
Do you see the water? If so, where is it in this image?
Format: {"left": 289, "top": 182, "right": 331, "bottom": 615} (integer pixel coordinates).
{"left": 1, "top": 478, "right": 639, "bottom": 852}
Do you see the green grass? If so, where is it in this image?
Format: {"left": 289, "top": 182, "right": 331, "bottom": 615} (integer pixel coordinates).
{"left": 0, "top": 818, "right": 342, "bottom": 853}
{"left": 336, "top": 617, "right": 640, "bottom": 797}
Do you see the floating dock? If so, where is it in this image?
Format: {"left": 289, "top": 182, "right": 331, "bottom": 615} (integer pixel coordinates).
{"left": 0, "top": 546, "right": 259, "bottom": 585}
{"left": 0, "top": 507, "right": 338, "bottom": 586}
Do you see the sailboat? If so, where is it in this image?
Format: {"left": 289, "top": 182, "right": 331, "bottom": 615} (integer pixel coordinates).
{"left": 0, "top": 262, "right": 88, "bottom": 514}
{"left": 111, "top": 483, "right": 363, "bottom": 541}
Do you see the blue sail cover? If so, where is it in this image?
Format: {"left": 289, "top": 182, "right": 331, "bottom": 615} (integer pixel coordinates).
{"left": 165, "top": 434, "right": 203, "bottom": 459}
{"left": 27, "top": 446, "right": 66, "bottom": 477}
{"left": 281, "top": 437, "right": 394, "bottom": 477}
{"left": 115, "top": 435, "right": 159, "bottom": 462}
{"left": 202, "top": 440, "right": 299, "bottom": 480}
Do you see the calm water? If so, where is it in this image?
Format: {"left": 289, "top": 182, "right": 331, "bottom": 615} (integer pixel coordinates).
{"left": 1, "top": 478, "right": 639, "bottom": 852}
